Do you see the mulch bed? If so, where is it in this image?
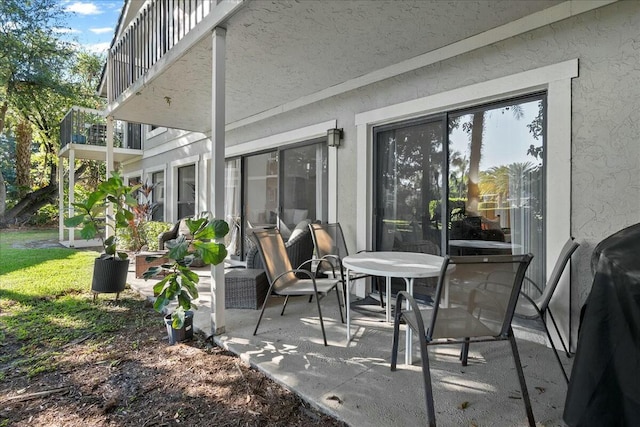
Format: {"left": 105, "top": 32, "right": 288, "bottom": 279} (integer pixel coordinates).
{"left": 0, "top": 294, "right": 347, "bottom": 427}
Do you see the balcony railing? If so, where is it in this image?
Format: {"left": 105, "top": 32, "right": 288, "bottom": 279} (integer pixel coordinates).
{"left": 59, "top": 107, "right": 142, "bottom": 150}
{"left": 108, "top": 0, "right": 213, "bottom": 102}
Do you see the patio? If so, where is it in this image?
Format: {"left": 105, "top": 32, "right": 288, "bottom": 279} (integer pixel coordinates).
{"left": 126, "top": 263, "right": 570, "bottom": 427}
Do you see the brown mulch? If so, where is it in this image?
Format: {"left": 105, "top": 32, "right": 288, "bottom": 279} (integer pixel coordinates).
{"left": 0, "top": 294, "right": 347, "bottom": 427}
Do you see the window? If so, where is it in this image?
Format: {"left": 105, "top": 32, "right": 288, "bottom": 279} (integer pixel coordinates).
{"left": 225, "top": 158, "right": 242, "bottom": 257}
{"left": 128, "top": 176, "right": 141, "bottom": 187}
{"left": 280, "top": 143, "right": 328, "bottom": 236}
{"left": 244, "top": 151, "right": 279, "bottom": 229}
{"left": 151, "top": 171, "right": 164, "bottom": 221}
{"left": 373, "top": 93, "right": 546, "bottom": 287}
{"left": 226, "top": 139, "right": 328, "bottom": 259}
{"left": 177, "top": 165, "right": 195, "bottom": 219}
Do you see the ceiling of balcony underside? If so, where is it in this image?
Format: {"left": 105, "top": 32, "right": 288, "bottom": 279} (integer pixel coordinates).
{"left": 108, "top": 0, "right": 564, "bottom": 133}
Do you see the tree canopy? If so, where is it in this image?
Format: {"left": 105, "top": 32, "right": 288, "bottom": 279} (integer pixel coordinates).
{"left": 0, "top": 0, "right": 107, "bottom": 225}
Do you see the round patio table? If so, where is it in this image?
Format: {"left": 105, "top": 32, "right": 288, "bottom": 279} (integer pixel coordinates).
{"left": 343, "top": 251, "right": 445, "bottom": 364}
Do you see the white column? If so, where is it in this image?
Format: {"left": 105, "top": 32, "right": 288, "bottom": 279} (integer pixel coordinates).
{"left": 105, "top": 116, "right": 115, "bottom": 238}
{"left": 58, "top": 156, "right": 64, "bottom": 242}
{"left": 210, "top": 27, "right": 227, "bottom": 335}
{"left": 68, "top": 149, "right": 76, "bottom": 248}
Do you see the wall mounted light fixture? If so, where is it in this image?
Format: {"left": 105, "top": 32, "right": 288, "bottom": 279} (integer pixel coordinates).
{"left": 327, "top": 128, "right": 343, "bottom": 148}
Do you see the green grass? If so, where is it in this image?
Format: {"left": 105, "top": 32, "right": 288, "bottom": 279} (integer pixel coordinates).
{"left": 0, "top": 229, "right": 147, "bottom": 377}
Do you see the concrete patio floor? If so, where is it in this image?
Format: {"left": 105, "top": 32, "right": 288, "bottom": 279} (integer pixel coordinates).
{"left": 127, "top": 265, "right": 570, "bottom": 427}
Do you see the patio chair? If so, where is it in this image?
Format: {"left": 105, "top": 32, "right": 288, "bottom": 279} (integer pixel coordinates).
{"left": 246, "top": 219, "right": 314, "bottom": 275}
{"left": 516, "top": 237, "right": 579, "bottom": 383}
{"left": 309, "top": 222, "right": 370, "bottom": 305}
{"left": 391, "top": 254, "right": 535, "bottom": 427}
{"left": 252, "top": 229, "right": 343, "bottom": 346}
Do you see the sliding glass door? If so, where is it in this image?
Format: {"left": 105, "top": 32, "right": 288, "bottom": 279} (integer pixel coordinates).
{"left": 447, "top": 96, "right": 546, "bottom": 284}
{"left": 177, "top": 165, "right": 195, "bottom": 219}
{"left": 226, "top": 139, "right": 328, "bottom": 259}
{"left": 374, "top": 118, "right": 445, "bottom": 254}
{"left": 374, "top": 93, "right": 546, "bottom": 288}
{"left": 279, "top": 143, "right": 328, "bottom": 239}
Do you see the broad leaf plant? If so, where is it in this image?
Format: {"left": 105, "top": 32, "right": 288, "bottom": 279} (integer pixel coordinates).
{"left": 143, "top": 216, "right": 229, "bottom": 329}
{"left": 64, "top": 172, "right": 140, "bottom": 260}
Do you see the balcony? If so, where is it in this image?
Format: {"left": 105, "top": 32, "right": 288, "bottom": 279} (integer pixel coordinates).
{"left": 58, "top": 106, "right": 143, "bottom": 163}
{"left": 107, "top": 0, "right": 216, "bottom": 104}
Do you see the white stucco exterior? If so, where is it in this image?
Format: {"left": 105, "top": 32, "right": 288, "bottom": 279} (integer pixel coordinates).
{"left": 97, "top": 0, "right": 640, "bottom": 346}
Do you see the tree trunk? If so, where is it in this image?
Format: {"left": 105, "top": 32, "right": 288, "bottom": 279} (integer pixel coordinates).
{"left": 0, "top": 163, "right": 87, "bottom": 227}
{"left": 0, "top": 100, "right": 8, "bottom": 136}
{"left": 0, "top": 171, "right": 6, "bottom": 217}
{"left": 15, "top": 119, "right": 32, "bottom": 198}
{"left": 467, "top": 113, "right": 484, "bottom": 215}
{"left": 0, "top": 184, "right": 58, "bottom": 226}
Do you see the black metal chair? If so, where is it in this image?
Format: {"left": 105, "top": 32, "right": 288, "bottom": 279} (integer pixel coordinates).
{"left": 309, "top": 222, "right": 369, "bottom": 305}
{"left": 516, "top": 237, "right": 579, "bottom": 383}
{"left": 391, "top": 254, "right": 535, "bottom": 427}
{"left": 252, "top": 229, "right": 343, "bottom": 346}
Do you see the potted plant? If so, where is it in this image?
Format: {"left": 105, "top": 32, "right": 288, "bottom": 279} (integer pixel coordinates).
{"left": 142, "top": 214, "right": 229, "bottom": 344}
{"left": 64, "top": 172, "right": 140, "bottom": 300}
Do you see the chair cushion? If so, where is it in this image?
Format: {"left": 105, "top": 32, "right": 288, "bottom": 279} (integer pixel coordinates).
{"left": 289, "top": 219, "right": 311, "bottom": 241}
{"left": 178, "top": 219, "right": 193, "bottom": 239}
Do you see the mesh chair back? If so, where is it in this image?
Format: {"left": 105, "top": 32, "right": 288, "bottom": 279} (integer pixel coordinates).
{"left": 537, "top": 237, "right": 579, "bottom": 310}
{"left": 429, "top": 254, "right": 533, "bottom": 340}
{"left": 253, "top": 229, "right": 297, "bottom": 292}
{"left": 310, "top": 223, "right": 349, "bottom": 266}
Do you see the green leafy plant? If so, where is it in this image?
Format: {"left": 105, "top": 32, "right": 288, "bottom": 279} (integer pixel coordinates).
{"left": 64, "top": 172, "right": 140, "bottom": 260}
{"left": 117, "top": 221, "right": 172, "bottom": 251}
{"left": 143, "top": 215, "right": 229, "bottom": 329}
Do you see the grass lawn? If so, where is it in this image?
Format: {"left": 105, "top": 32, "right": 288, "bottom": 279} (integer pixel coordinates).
{"left": 0, "top": 229, "right": 345, "bottom": 427}
{"left": 0, "top": 228, "right": 136, "bottom": 377}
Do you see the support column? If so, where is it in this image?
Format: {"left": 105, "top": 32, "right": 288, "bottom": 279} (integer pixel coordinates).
{"left": 68, "top": 149, "right": 75, "bottom": 248}
{"left": 105, "top": 116, "right": 115, "bottom": 239}
{"left": 58, "top": 156, "right": 64, "bottom": 242}
{"left": 210, "top": 27, "right": 227, "bottom": 335}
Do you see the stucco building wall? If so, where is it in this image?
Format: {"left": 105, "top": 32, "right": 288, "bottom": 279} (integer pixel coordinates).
{"left": 127, "top": 1, "right": 640, "bottom": 335}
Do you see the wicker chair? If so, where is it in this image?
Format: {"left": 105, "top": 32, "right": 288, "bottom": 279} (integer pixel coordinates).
{"left": 246, "top": 220, "right": 314, "bottom": 272}
{"left": 157, "top": 213, "right": 211, "bottom": 267}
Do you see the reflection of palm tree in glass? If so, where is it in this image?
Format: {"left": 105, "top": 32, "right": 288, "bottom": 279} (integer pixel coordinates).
{"left": 449, "top": 150, "right": 468, "bottom": 198}
{"left": 480, "top": 162, "right": 535, "bottom": 209}
{"left": 462, "top": 105, "right": 524, "bottom": 214}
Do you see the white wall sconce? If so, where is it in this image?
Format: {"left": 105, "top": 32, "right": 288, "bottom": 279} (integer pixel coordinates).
{"left": 327, "top": 128, "right": 343, "bottom": 148}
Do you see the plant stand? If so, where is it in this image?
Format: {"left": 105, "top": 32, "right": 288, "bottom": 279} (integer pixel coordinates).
{"left": 91, "top": 258, "right": 130, "bottom": 302}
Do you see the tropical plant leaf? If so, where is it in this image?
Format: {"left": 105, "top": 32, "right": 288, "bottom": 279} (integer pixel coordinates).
{"left": 142, "top": 266, "right": 163, "bottom": 279}
{"left": 167, "top": 235, "right": 189, "bottom": 260}
{"left": 153, "top": 276, "right": 170, "bottom": 295}
{"left": 79, "top": 222, "right": 98, "bottom": 240}
{"left": 193, "top": 241, "right": 227, "bottom": 265}
{"left": 181, "top": 277, "right": 199, "bottom": 300}
{"left": 178, "top": 266, "right": 200, "bottom": 284}
{"left": 63, "top": 214, "right": 85, "bottom": 227}
{"left": 211, "top": 219, "right": 230, "bottom": 238}
{"left": 105, "top": 242, "right": 116, "bottom": 255}
{"left": 86, "top": 190, "right": 104, "bottom": 209}
{"left": 171, "top": 306, "right": 186, "bottom": 329}
{"left": 185, "top": 218, "right": 207, "bottom": 235}
{"left": 154, "top": 290, "right": 170, "bottom": 313}
{"left": 177, "top": 292, "right": 192, "bottom": 311}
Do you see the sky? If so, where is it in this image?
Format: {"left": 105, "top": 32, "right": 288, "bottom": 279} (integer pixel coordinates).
{"left": 57, "top": 1, "right": 124, "bottom": 55}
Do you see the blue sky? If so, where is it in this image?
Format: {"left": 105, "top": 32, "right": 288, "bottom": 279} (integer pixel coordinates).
{"left": 57, "top": 1, "right": 123, "bottom": 55}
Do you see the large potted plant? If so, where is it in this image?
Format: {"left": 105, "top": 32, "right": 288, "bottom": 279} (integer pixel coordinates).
{"left": 142, "top": 215, "right": 229, "bottom": 344}
{"left": 64, "top": 172, "right": 140, "bottom": 300}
